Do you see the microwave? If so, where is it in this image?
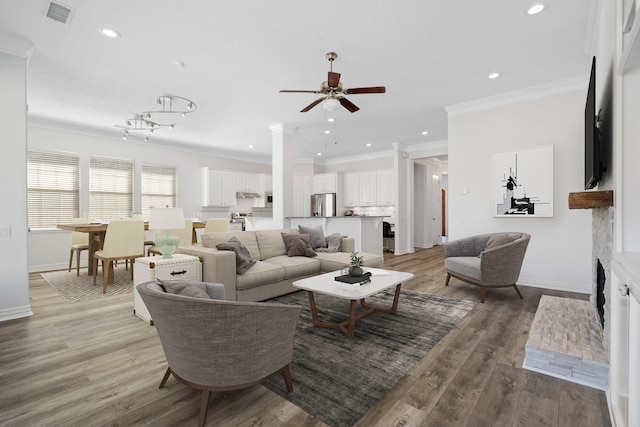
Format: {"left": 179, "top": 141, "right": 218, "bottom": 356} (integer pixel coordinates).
{"left": 265, "top": 191, "right": 273, "bottom": 207}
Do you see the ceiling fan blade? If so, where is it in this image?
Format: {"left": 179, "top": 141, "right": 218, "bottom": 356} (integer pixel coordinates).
{"left": 328, "top": 71, "right": 341, "bottom": 88}
{"left": 344, "top": 86, "right": 386, "bottom": 95}
{"left": 300, "top": 97, "right": 325, "bottom": 112}
{"left": 338, "top": 97, "right": 359, "bottom": 113}
{"left": 280, "top": 90, "right": 322, "bottom": 93}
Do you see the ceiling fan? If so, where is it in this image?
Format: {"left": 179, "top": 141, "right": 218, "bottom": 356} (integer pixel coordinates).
{"left": 280, "top": 52, "right": 386, "bottom": 113}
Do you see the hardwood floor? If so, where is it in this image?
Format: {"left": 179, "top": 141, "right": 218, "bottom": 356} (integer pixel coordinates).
{"left": 1, "top": 247, "right": 611, "bottom": 426}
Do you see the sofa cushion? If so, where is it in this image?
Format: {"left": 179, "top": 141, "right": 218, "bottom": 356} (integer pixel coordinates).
{"left": 235, "top": 260, "right": 285, "bottom": 291}
{"left": 215, "top": 236, "right": 256, "bottom": 274}
{"left": 445, "top": 256, "right": 482, "bottom": 281}
{"left": 202, "top": 230, "right": 261, "bottom": 260}
{"left": 265, "top": 255, "right": 321, "bottom": 279}
{"left": 314, "top": 251, "right": 384, "bottom": 272}
{"left": 298, "top": 224, "right": 327, "bottom": 249}
{"left": 255, "top": 229, "right": 295, "bottom": 260}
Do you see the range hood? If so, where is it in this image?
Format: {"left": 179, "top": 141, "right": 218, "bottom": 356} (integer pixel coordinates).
{"left": 236, "top": 191, "right": 261, "bottom": 199}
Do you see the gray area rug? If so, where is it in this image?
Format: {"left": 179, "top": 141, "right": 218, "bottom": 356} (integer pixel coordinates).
{"left": 41, "top": 265, "right": 133, "bottom": 303}
{"left": 264, "top": 289, "right": 475, "bottom": 427}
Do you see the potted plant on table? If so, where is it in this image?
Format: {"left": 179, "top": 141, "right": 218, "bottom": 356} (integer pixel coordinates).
{"left": 348, "top": 251, "right": 365, "bottom": 277}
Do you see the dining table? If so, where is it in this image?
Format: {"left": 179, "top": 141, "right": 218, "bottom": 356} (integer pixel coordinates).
{"left": 57, "top": 221, "right": 205, "bottom": 276}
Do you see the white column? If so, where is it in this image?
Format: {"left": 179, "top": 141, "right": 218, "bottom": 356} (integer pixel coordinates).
{"left": 392, "top": 142, "right": 413, "bottom": 255}
{"left": 0, "top": 33, "right": 33, "bottom": 321}
{"left": 270, "top": 123, "right": 295, "bottom": 228}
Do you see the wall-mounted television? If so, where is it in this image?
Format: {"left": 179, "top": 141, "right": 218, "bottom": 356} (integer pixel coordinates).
{"left": 585, "top": 56, "right": 603, "bottom": 190}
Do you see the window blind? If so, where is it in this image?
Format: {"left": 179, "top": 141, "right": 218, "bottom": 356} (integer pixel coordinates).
{"left": 89, "top": 158, "right": 133, "bottom": 220}
{"left": 27, "top": 151, "right": 80, "bottom": 228}
{"left": 141, "top": 164, "right": 177, "bottom": 220}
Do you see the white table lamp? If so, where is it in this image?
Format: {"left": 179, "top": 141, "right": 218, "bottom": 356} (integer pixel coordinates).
{"left": 149, "top": 207, "right": 185, "bottom": 258}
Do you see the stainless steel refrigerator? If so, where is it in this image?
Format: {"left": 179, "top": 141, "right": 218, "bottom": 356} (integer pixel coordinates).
{"left": 311, "top": 193, "right": 336, "bottom": 217}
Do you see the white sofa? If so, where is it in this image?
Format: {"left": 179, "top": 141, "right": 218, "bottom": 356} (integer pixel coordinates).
{"left": 177, "top": 228, "right": 384, "bottom": 301}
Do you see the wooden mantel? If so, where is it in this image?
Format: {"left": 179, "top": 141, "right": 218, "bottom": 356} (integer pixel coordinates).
{"left": 568, "top": 190, "right": 614, "bottom": 209}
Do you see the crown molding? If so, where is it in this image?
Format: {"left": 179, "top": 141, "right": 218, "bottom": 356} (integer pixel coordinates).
{"left": 0, "top": 33, "right": 34, "bottom": 59}
{"left": 445, "top": 75, "right": 588, "bottom": 117}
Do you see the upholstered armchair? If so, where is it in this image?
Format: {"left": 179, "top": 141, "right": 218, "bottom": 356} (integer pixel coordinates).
{"left": 137, "top": 281, "right": 302, "bottom": 427}
{"left": 443, "top": 232, "right": 531, "bottom": 303}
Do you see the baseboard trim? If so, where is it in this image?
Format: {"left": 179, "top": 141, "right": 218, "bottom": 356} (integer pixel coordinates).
{"left": 0, "top": 305, "right": 33, "bottom": 322}
{"left": 518, "top": 277, "right": 591, "bottom": 294}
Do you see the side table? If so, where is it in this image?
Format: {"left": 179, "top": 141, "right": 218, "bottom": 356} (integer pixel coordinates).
{"left": 133, "top": 254, "right": 202, "bottom": 325}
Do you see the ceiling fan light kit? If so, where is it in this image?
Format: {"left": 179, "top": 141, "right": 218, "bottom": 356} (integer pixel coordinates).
{"left": 280, "top": 51, "right": 386, "bottom": 114}
{"left": 117, "top": 95, "right": 197, "bottom": 141}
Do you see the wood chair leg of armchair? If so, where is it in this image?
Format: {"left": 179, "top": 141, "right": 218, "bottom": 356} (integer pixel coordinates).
{"left": 513, "top": 284, "right": 524, "bottom": 299}
{"left": 199, "top": 390, "right": 211, "bottom": 427}
{"left": 159, "top": 367, "right": 172, "bottom": 388}
{"left": 282, "top": 365, "right": 293, "bottom": 392}
{"left": 479, "top": 286, "right": 486, "bottom": 303}
{"left": 445, "top": 273, "right": 451, "bottom": 286}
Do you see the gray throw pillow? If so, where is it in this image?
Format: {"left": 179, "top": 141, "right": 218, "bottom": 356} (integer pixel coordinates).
{"left": 282, "top": 233, "right": 317, "bottom": 257}
{"left": 298, "top": 224, "right": 327, "bottom": 249}
{"left": 216, "top": 236, "right": 256, "bottom": 274}
{"left": 316, "top": 233, "right": 345, "bottom": 253}
{"left": 161, "top": 281, "right": 210, "bottom": 299}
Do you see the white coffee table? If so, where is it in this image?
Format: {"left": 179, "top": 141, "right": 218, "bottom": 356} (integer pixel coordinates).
{"left": 292, "top": 267, "right": 414, "bottom": 337}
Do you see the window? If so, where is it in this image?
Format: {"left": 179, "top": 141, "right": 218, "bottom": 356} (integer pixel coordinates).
{"left": 141, "top": 164, "right": 177, "bottom": 219}
{"left": 27, "top": 151, "right": 80, "bottom": 228}
{"left": 89, "top": 158, "right": 133, "bottom": 220}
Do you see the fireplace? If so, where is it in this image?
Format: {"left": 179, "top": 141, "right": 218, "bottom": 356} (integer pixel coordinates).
{"left": 596, "top": 259, "right": 606, "bottom": 328}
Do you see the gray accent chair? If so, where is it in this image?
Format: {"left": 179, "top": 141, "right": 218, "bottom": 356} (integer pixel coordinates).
{"left": 137, "top": 281, "right": 302, "bottom": 427}
{"left": 443, "top": 232, "right": 531, "bottom": 303}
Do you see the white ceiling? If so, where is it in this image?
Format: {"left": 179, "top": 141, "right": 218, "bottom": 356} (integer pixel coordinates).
{"left": 1, "top": 0, "right": 595, "bottom": 163}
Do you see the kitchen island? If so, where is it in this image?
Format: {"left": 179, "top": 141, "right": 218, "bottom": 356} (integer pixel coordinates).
{"left": 285, "top": 216, "right": 385, "bottom": 256}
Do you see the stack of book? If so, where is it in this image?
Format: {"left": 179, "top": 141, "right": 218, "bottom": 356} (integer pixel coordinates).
{"left": 334, "top": 272, "right": 372, "bottom": 285}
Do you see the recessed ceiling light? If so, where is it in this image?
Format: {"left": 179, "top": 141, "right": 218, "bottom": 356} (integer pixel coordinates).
{"left": 317, "top": 152, "right": 322, "bottom": 156}
{"left": 101, "top": 28, "right": 120, "bottom": 38}
{"left": 488, "top": 72, "right": 500, "bottom": 79}
{"left": 527, "top": 4, "right": 544, "bottom": 15}
{"left": 421, "top": 131, "right": 429, "bottom": 135}
{"left": 324, "top": 130, "right": 331, "bottom": 134}
{"left": 248, "top": 145, "right": 254, "bottom": 149}
{"left": 327, "top": 117, "right": 335, "bottom": 123}
{"left": 366, "top": 143, "right": 372, "bottom": 147}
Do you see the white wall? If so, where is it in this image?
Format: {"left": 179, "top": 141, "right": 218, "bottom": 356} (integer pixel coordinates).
{"left": 447, "top": 83, "right": 593, "bottom": 293}
{"left": 0, "top": 42, "right": 31, "bottom": 321}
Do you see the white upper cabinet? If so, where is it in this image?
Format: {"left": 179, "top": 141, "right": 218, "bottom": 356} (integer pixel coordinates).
{"left": 359, "top": 171, "right": 377, "bottom": 205}
{"left": 343, "top": 172, "right": 360, "bottom": 207}
{"left": 376, "top": 169, "right": 395, "bottom": 206}
{"left": 312, "top": 173, "right": 337, "bottom": 194}
{"left": 236, "top": 172, "right": 260, "bottom": 193}
{"left": 202, "top": 168, "right": 236, "bottom": 206}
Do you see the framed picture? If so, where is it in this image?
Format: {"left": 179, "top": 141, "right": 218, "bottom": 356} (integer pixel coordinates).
{"left": 493, "top": 145, "right": 553, "bottom": 217}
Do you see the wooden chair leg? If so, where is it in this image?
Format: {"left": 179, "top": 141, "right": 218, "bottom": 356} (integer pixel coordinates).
{"left": 199, "top": 390, "right": 211, "bottom": 427}
{"left": 130, "top": 259, "right": 134, "bottom": 280}
{"left": 479, "top": 286, "right": 486, "bottom": 303}
{"left": 76, "top": 249, "right": 82, "bottom": 276}
{"left": 513, "top": 284, "right": 524, "bottom": 299}
{"left": 282, "top": 365, "right": 293, "bottom": 392}
{"left": 159, "top": 367, "right": 172, "bottom": 388}
{"left": 445, "top": 273, "right": 451, "bottom": 286}
{"left": 93, "top": 257, "right": 98, "bottom": 286}
{"left": 68, "top": 249, "right": 74, "bottom": 273}
{"left": 103, "top": 261, "right": 111, "bottom": 294}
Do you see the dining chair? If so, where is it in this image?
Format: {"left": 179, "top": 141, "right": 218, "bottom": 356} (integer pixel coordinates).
{"left": 93, "top": 219, "right": 145, "bottom": 293}
{"left": 148, "top": 219, "right": 194, "bottom": 256}
{"left": 203, "top": 218, "right": 230, "bottom": 234}
{"left": 68, "top": 217, "right": 90, "bottom": 276}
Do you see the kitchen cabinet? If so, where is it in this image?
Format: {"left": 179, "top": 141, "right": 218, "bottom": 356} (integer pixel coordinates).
{"left": 236, "top": 172, "right": 260, "bottom": 193}
{"left": 359, "top": 171, "right": 377, "bottom": 205}
{"left": 133, "top": 254, "right": 202, "bottom": 325}
{"left": 202, "top": 168, "right": 236, "bottom": 206}
{"left": 343, "top": 172, "right": 360, "bottom": 207}
{"left": 312, "top": 173, "right": 337, "bottom": 194}
{"left": 376, "top": 169, "right": 395, "bottom": 205}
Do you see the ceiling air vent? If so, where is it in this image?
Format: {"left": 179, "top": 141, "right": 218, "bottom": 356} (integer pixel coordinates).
{"left": 45, "top": 1, "right": 74, "bottom": 24}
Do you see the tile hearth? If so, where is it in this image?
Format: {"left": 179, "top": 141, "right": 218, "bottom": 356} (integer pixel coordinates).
{"left": 524, "top": 295, "right": 609, "bottom": 390}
